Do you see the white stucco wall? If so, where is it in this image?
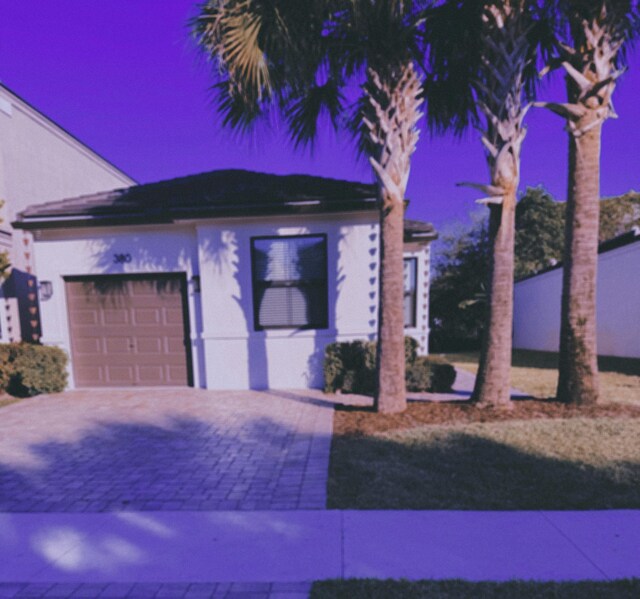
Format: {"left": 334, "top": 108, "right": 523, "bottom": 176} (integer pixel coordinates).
{"left": 33, "top": 225, "right": 201, "bottom": 388}
{"left": 32, "top": 211, "right": 434, "bottom": 390}
{"left": 0, "top": 85, "right": 134, "bottom": 272}
{"left": 513, "top": 239, "right": 640, "bottom": 358}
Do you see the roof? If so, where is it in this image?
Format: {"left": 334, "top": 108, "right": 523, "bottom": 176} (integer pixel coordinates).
{"left": 14, "top": 169, "right": 377, "bottom": 228}
{"left": 13, "top": 168, "right": 437, "bottom": 242}
{"left": 404, "top": 219, "right": 438, "bottom": 242}
{"left": 516, "top": 226, "right": 640, "bottom": 283}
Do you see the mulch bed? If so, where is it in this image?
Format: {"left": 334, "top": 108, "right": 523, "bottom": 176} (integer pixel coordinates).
{"left": 334, "top": 398, "right": 640, "bottom": 436}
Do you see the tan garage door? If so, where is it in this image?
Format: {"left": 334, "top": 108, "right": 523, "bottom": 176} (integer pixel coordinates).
{"left": 65, "top": 274, "right": 191, "bottom": 387}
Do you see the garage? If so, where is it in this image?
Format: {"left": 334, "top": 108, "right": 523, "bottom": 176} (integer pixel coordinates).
{"left": 65, "top": 273, "right": 192, "bottom": 387}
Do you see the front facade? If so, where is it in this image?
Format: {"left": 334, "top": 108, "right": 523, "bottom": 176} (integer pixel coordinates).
{"left": 513, "top": 229, "right": 640, "bottom": 359}
{"left": 0, "top": 84, "right": 135, "bottom": 343}
{"left": 15, "top": 170, "right": 436, "bottom": 390}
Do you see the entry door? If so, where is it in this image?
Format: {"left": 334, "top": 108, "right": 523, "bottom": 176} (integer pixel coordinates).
{"left": 65, "top": 274, "right": 191, "bottom": 387}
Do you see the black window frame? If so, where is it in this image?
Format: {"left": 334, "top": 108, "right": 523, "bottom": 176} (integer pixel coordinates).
{"left": 403, "top": 257, "right": 418, "bottom": 328}
{"left": 250, "top": 233, "right": 329, "bottom": 331}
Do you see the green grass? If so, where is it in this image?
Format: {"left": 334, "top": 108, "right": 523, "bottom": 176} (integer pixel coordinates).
{"left": 311, "top": 579, "right": 640, "bottom": 598}
{"left": 328, "top": 417, "right": 640, "bottom": 509}
{"left": 443, "top": 350, "right": 640, "bottom": 405}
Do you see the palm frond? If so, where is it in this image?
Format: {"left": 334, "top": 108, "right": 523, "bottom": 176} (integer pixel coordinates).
{"left": 284, "top": 80, "right": 345, "bottom": 149}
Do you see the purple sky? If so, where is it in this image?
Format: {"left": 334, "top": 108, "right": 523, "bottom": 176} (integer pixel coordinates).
{"left": 1, "top": 1, "right": 639, "bottom": 230}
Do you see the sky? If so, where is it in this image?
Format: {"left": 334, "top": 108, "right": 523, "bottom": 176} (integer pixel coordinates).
{"left": 1, "top": 1, "right": 639, "bottom": 231}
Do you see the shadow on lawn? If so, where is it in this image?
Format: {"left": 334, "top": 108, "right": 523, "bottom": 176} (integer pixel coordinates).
{"left": 0, "top": 414, "right": 319, "bottom": 512}
{"left": 328, "top": 431, "right": 640, "bottom": 510}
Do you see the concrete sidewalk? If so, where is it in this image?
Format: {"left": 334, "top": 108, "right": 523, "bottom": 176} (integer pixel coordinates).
{"left": 1, "top": 510, "right": 638, "bottom": 588}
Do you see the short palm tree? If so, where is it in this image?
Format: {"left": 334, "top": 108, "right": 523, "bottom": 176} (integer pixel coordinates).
{"left": 192, "top": 0, "right": 429, "bottom": 413}
{"left": 537, "top": 0, "right": 639, "bottom": 405}
{"left": 426, "top": 0, "right": 549, "bottom": 406}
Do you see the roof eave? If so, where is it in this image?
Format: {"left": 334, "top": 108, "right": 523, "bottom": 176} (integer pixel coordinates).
{"left": 13, "top": 198, "right": 379, "bottom": 231}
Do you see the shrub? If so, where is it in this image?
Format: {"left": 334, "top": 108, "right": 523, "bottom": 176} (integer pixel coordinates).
{"left": 405, "top": 356, "right": 457, "bottom": 393}
{"left": 324, "top": 337, "right": 456, "bottom": 395}
{"left": 404, "top": 336, "right": 419, "bottom": 366}
{"left": 323, "top": 339, "right": 375, "bottom": 395}
{"left": 405, "top": 356, "right": 432, "bottom": 392}
{"left": 429, "top": 360, "right": 457, "bottom": 392}
{"left": 0, "top": 343, "right": 68, "bottom": 397}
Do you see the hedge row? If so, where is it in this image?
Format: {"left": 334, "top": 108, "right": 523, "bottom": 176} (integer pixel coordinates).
{"left": 0, "top": 343, "right": 68, "bottom": 397}
{"left": 324, "top": 336, "right": 456, "bottom": 395}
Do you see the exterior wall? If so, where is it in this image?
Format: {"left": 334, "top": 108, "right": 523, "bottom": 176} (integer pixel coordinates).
{"left": 513, "top": 240, "right": 640, "bottom": 358}
{"left": 404, "top": 242, "right": 432, "bottom": 355}
{"left": 32, "top": 211, "right": 434, "bottom": 389}
{"left": 196, "top": 212, "right": 380, "bottom": 389}
{"left": 32, "top": 225, "right": 201, "bottom": 388}
{"left": 0, "top": 85, "right": 135, "bottom": 342}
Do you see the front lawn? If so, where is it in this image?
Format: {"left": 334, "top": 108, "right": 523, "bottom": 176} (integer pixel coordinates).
{"left": 446, "top": 349, "right": 640, "bottom": 405}
{"left": 311, "top": 579, "right": 640, "bottom": 598}
{"left": 329, "top": 350, "right": 640, "bottom": 510}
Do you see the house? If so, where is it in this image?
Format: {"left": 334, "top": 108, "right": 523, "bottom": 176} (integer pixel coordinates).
{"left": 13, "top": 169, "right": 437, "bottom": 389}
{"left": 513, "top": 228, "right": 640, "bottom": 359}
{"left": 0, "top": 83, "right": 135, "bottom": 342}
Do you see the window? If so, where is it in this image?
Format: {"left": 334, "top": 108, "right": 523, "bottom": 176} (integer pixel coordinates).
{"left": 251, "top": 235, "right": 328, "bottom": 330}
{"left": 403, "top": 257, "right": 417, "bottom": 328}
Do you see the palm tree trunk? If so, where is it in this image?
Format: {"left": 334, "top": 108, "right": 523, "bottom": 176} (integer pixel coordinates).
{"left": 365, "top": 64, "right": 423, "bottom": 414}
{"left": 473, "top": 188, "right": 516, "bottom": 407}
{"left": 556, "top": 118, "right": 601, "bottom": 405}
{"left": 376, "top": 191, "right": 407, "bottom": 412}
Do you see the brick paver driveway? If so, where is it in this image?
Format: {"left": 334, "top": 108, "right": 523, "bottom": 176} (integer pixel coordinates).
{"left": 0, "top": 389, "right": 334, "bottom": 512}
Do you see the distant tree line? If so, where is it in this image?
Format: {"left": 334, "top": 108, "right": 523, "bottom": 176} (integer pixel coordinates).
{"left": 430, "top": 187, "right": 640, "bottom": 352}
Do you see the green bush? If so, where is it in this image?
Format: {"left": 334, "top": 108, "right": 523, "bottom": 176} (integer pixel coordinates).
{"left": 0, "top": 343, "right": 68, "bottom": 397}
{"left": 324, "top": 339, "right": 376, "bottom": 395}
{"left": 429, "top": 360, "right": 457, "bottom": 392}
{"left": 324, "top": 337, "right": 456, "bottom": 395}
{"left": 405, "top": 356, "right": 457, "bottom": 393}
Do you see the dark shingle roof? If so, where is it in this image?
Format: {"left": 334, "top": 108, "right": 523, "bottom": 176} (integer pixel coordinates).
{"left": 404, "top": 219, "right": 438, "bottom": 242}
{"left": 14, "top": 168, "right": 437, "bottom": 243}
{"left": 14, "top": 169, "right": 379, "bottom": 228}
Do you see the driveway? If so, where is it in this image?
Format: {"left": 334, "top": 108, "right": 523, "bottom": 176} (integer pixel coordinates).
{"left": 0, "top": 388, "right": 334, "bottom": 512}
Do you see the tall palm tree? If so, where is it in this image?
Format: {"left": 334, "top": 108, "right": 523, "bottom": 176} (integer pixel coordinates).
{"left": 537, "top": 0, "right": 639, "bottom": 405}
{"left": 192, "top": 0, "right": 429, "bottom": 413}
{"left": 426, "top": 0, "right": 548, "bottom": 406}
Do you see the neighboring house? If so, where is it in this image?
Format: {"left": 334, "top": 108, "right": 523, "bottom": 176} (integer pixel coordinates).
{"left": 0, "top": 83, "right": 135, "bottom": 342}
{"left": 14, "top": 169, "right": 437, "bottom": 390}
{"left": 513, "top": 228, "right": 640, "bottom": 359}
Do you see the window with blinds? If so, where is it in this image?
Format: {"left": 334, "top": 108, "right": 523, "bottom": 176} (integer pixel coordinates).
{"left": 251, "top": 235, "right": 328, "bottom": 330}
{"left": 404, "top": 257, "right": 417, "bottom": 328}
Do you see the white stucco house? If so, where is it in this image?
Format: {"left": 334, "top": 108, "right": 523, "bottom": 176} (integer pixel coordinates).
{"left": 513, "top": 228, "right": 640, "bottom": 359}
{"left": 0, "top": 83, "right": 135, "bottom": 342}
{"left": 14, "top": 170, "right": 437, "bottom": 390}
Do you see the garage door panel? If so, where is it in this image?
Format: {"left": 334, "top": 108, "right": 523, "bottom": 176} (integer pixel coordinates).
{"left": 105, "top": 366, "right": 135, "bottom": 384}
{"left": 69, "top": 309, "right": 100, "bottom": 326}
{"left": 133, "top": 308, "right": 161, "bottom": 325}
{"left": 137, "top": 366, "right": 165, "bottom": 383}
{"left": 66, "top": 275, "right": 190, "bottom": 387}
{"left": 136, "top": 338, "right": 163, "bottom": 353}
{"left": 73, "top": 337, "right": 102, "bottom": 355}
{"left": 103, "top": 310, "right": 129, "bottom": 325}
{"left": 164, "top": 308, "right": 185, "bottom": 325}
{"left": 105, "top": 337, "right": 133, "bottom": 353}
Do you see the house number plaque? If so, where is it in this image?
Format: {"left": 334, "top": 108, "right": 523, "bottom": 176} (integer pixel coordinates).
{"left": 113, "top": 253, "right": 132, "bottom": 264}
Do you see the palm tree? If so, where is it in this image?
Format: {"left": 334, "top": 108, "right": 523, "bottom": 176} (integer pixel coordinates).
{"left": 426, "top": 0, "right": 548, "bottom": 406}
{"left": 536, "top": 1, "right": 639, "bottom": 405}
{"left": 192, "top": 0, "right": 429, "bottom": 413}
